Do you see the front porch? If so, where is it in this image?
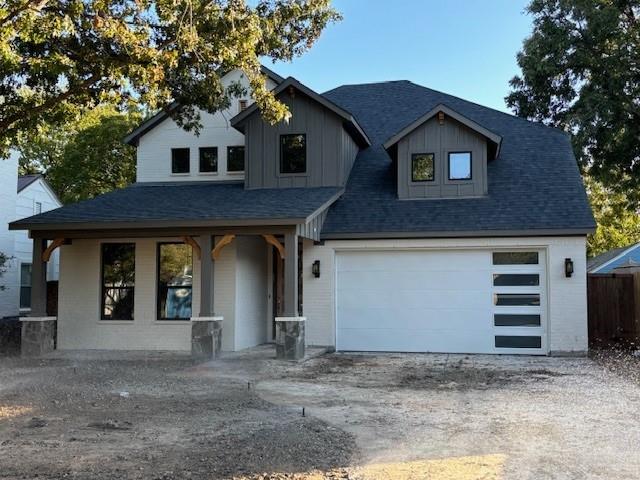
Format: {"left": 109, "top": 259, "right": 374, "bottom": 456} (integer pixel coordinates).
{"left": 21, "top": 227, "right": 322, "bottom": 361}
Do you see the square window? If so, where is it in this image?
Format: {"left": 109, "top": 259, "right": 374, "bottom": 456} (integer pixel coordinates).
{"left": 227, "top": 146, "right": 245, "bottom": 172}
{"left": 411, "top": 153, "right": 435, "bottom": 182}
{"left": 280, "top": 134, "right": 306, "bottom": 174}
{"left": 199, "top": 147, "right": 218, "bottom": 173}
{"left": 448, "top": 152, "right": 471, "bottom": 180}
{"left": 171, "top": 148, "right": 190, "bottom": 174}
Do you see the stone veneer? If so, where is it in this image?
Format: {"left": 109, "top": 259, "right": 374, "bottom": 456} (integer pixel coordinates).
{"left": 275, "top": 317, "right": 305, "bottom": 360}
{"left": 20, "top": 317, "right": 56, "bottom": 357}
{"left": 191, "top": 317, "right": 223, "bottom": 361}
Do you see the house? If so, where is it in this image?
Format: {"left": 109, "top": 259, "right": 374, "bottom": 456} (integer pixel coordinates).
{"left": 9, "top": 67, "right": 595, "bottom": 356}
{"left": 588, "top": 242, "right": 640, "bottom": 274}
{"left": 0, "top": 153, "right": 62, "bottom": 319}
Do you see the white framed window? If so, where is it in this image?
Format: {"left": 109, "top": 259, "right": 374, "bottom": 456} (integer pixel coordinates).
{"left": 34, "top": 202, "right": 42, "bottom": 214}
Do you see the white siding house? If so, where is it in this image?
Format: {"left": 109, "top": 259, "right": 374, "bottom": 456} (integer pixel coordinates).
{"left": 0, "top": 156, "right": 61, "bottom": 318}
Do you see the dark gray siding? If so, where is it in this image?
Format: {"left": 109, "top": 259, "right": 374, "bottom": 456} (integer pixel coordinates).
{"left": 244, "top": 91, "right": 359, "bottom": 189}
{"left": 397, "top": 116, "right": 488, "bottom": 199}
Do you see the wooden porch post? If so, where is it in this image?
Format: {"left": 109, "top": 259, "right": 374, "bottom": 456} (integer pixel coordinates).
{"left": 30, "top": 237, "right": 48, "bottom": 317}
{"left": 199, "top": 234, "right": 214, "bottom": 317}
{"left": 283, "top": 232, "right": 299, "bottom": 317}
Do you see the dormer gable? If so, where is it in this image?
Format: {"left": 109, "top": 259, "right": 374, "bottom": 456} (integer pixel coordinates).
{"left": 231, "top": 77, "right": 370, "bottom": 189}
{"left": 383, "top": 104, "right": 502, "bottom": 200}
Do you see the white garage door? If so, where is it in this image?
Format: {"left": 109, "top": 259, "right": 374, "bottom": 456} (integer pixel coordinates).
{"left": 336, "top": 249, "right": 547, "bottom": 354}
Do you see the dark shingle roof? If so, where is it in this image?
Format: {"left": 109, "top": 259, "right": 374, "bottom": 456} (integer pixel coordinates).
{"left": 17, "top": 174, "right": 41, "bottom": 193}
{"left": 13, "top": 80, "right": 595, "bottom": 237}
{"left": 320, "top": 81, "right": 595, "bottom": 237}
{"left": 10, "top": 182, "right": 342, "bottom": 230}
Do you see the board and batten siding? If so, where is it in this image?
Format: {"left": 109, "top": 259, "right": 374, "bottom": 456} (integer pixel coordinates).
{"left": 244, "top": 91, "right": 359, "bottom": 189}
{"left": 397, "top": 116, "right": 488, "bottom": 199}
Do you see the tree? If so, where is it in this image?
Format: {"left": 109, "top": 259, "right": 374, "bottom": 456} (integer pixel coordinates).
{"left": 17, "top": 105, "right": 142, "bottom": 203}
{"left": 506, "top": 0, "right": 640, "bottom": 205}
{"left": 586, "top": 176, "right": 640, "bottom": 256}
{"left": 0, "top": 0, "right": 340, "bottom": 156}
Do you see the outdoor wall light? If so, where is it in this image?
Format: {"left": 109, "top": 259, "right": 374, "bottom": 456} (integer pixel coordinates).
{"left": 312, "top": 260, "right": 321, "bottom": 278}
{"left": 565, "top": 258, "right": 574, "bottom": 278}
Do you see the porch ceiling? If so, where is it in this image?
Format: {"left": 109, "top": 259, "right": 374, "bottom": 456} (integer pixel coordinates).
{"left": 9, "top": 181, "right": 343, "bottom": 239}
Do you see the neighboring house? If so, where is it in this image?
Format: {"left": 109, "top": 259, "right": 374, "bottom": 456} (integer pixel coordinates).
{"left": 588, "top": 242, "right": 640, "bottom": 274}
{"left": 0, "top": 154, "right": 61, "bottom": 318}
{"left": 10, "top": 67, "right": 595, "bottom": 355}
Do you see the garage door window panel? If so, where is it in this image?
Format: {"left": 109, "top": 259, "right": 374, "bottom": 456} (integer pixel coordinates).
{"left": 493, "top": 252, "right": 539, "bottom": 265}
{"left": 494, "top": 314, "right": 541, "bottom": 327}
{"left": 495, "top": 335, "right": 542, "bottom": 349}
{"left": 494, "top": 293, "right": 540, "bottom": 306}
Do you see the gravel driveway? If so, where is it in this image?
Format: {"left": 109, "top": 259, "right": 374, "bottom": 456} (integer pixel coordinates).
{"left": 1, "top": 347, "right": 639, "bottom": 479}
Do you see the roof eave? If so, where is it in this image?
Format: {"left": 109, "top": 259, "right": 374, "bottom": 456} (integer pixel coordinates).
{"left": 9, "top": 216, "right": 311, "bottom": 233}
{"left": 321, "top": 227, "right": 595, "bottom": 241}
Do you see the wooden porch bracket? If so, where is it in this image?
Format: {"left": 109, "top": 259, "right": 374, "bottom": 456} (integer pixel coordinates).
{"left": 181, "top": 236, "right": 201, "bottom": 259}
{"left": 211, "top": 234, "right": 235, "bottom": 260}
{"left": 262, "top": 234, "right": 285, "bottom": 259}
{"left": 42, "top": 238, "right": 68, "bottom": 262}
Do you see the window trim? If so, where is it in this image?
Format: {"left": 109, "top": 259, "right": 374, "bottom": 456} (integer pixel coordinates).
{"left": 279, "top": 133, "right": 308, "bottom": 176}
{"left": 156, "top": 242, "right": 193, "bottom": 321}
{"left": 100, "top": 242, "right": 136, "bottom": 321}
{"left": 447, "top": 151, "right": 472, "bottom": 181}
{"left": 171, "top": 148, "right": 191, "bottom": 175}
{"left": 226, "top": 145, "right": 245, "bottom": 174}
{"left": 410, "top": 152, "right": 435, "bottom": 183}
{"left": 198, "top": 146, "right": 218, "bottom": 174}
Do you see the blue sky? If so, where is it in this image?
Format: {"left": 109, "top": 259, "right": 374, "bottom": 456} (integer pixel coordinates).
{"left": 271, "top": 0, "right": 533, "bottom": 113}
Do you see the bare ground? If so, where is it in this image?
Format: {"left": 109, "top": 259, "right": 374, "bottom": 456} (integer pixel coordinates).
{"left": 1, "top": 347, "right": 640, "bottom": 479}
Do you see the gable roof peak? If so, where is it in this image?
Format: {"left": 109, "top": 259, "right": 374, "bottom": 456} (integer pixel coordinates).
{"left": 382, "top": 102, "right": 503, "bottom": 157}
{"left": 231, "top": 76, "right": 371, "bottom": 148}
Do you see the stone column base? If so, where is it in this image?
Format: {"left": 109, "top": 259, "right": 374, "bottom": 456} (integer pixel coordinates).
{"left": 20, "top": 317, "right": 57, "bottom": 357}
{"left": 275, "top": 317, "right": 306, "bottom": 360}
{"left": 191, "top": 316, "right": 223, "bottom": 362}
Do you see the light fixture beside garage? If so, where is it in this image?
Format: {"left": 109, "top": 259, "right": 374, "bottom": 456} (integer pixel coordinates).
{"left": 312, "top": 260, "right": 321, "bottom": 278}
{"left": 565, "top": 258, "right": 574, "bottom": 278}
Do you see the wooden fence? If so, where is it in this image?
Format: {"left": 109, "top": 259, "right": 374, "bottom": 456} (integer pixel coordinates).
{"left": 588, "top": 273, "right": 640, "bottom": 347}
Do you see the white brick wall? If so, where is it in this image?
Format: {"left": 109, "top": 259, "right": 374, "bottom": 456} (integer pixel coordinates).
{"left": 57, "top": 235, "right": 268, "bottom": 352}
{"left": 136, "top": 70, "right": 278, "bottom": 184}
{"left": 303, "top": 236, "right": 588, "bottom": 354}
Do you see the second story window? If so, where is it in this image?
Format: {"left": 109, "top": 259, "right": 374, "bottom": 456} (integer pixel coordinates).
{"left": 172, "top": 148, "right": 190, "bottom": 174}
{"left": 280, "top": 134, "right": 306, "bottom": 174}
{"left": 34, "top": 201, "right": 42, "bottom": 214}
{"left": 199, "top": 147, "right": 218, "bottom": 173}
{"left": 448, "top": 152, "right": 472, "bottom": 180}
{"left": 238, "top": 99, "right": 249, "bottom": 111}
{"left": 412, "top": 153, "right": 435, "bottom": 182}
{"left": 227, "top": 146, "right": 245, "bottom": 172}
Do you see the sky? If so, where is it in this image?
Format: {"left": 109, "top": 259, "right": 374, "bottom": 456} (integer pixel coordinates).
{"left": 271, "top": 0, "right": 533, "bottom": 113}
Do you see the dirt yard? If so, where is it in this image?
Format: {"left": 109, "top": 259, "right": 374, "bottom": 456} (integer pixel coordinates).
{"left": 1, "top": 347, "right": 640, "bottom": 479}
